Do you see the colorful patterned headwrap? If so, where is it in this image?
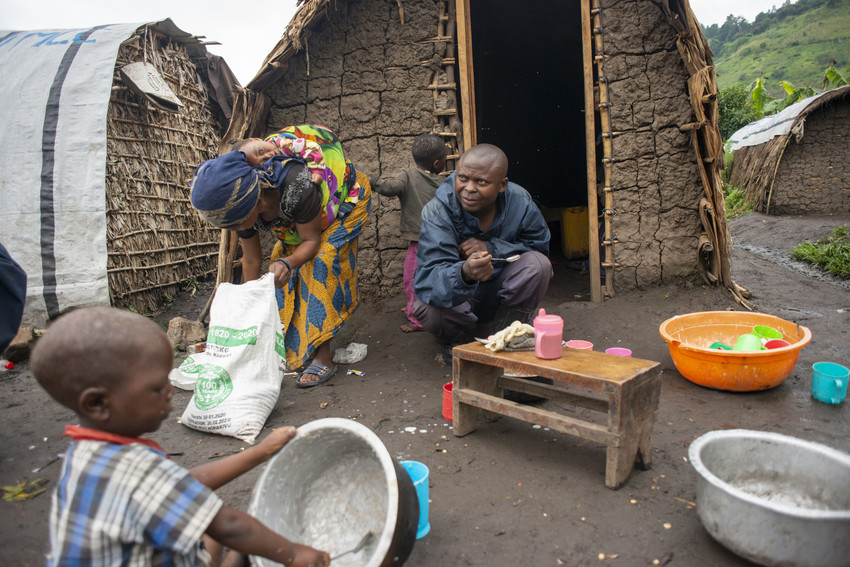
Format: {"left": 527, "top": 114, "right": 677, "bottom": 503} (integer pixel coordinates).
{"left": 190, "top": 150, "right": 297, "bottom": 229}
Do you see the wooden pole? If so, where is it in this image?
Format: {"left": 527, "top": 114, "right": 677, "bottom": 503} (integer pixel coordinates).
{"left": 455, "top": 0, "right": 477, "bottom": 149}
{"left": 581, "top": 0, "right": 602, "bottom": 303}
{"left": 591, "top": 0, "right": 615, "bottom": 298}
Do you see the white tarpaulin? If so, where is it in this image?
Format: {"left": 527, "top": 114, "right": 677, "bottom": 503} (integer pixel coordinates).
{"left": 0, "top": 24, "right": 143, "bottom": 327}
{"left": 727, "top": 89, "right": 838, "bottom": 151}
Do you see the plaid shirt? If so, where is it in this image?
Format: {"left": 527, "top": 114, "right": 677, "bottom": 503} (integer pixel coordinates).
{"left": 48, "top": 441, "right": 222, "bottom": 566}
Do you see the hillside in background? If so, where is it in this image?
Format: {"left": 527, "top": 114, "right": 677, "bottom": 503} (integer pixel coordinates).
{"left": 703, "top": 0, "right": 849, "bottom": 97}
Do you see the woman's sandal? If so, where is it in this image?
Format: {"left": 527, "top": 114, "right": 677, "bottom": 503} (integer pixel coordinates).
{"left": 296, "top": 362, "right": 338, "bottom": 388}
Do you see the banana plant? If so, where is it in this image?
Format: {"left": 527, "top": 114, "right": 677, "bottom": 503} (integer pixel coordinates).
{"left": 822, "top": 65, "right": 847, "bottom": 90}
{"left": 749, "top": 77, "right": 772, "bottom": 118}
{"left": 764, "top": 80, "right": 816, "bottom": 114}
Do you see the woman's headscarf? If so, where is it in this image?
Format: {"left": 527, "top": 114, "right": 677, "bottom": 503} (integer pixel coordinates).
{"left": 190, "top": 150, "right": 295, "bottom": 229}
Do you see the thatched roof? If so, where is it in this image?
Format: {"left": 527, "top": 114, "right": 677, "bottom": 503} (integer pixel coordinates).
{"left": 246, "top": 0, "right": 335, "bottom": 91}
{"left": 728, "top": 84, "right": 850, "bottom": 213}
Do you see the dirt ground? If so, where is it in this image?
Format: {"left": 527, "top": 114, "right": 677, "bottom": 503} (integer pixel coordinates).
{"left": 2, "top": 211, "right": 848, "bottom": 566}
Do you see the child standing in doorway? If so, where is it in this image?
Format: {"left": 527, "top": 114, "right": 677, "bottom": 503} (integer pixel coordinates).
{"left": 372, "top": 134, "right": 449, "bottom": 332}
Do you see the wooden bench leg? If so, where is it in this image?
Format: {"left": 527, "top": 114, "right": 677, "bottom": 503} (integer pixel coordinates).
{"left": 604, "top": 374, "right": 662, "bottom": 489}
{"left": 453, "top": 358, "right": 500, "bottom": 437}
{"left": 637, "top": 375, "right": 661, "bottom": 470}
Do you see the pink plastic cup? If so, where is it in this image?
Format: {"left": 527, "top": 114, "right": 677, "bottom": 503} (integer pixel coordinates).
{"left": 534, "top": 308, "right": 564, "bottom": 360}
{"left": 605, "top": 347, "right": 632, "bottom": 357}
{"left": 565, "top": 340, "right": 593, "bottom": 350}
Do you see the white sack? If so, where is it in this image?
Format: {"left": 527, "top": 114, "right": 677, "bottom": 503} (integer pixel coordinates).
{"left": 180, "top": 274, "right": 285, "bottom": 444}
{"left": 169, "top": 353, "right": 208, "bottom": 391}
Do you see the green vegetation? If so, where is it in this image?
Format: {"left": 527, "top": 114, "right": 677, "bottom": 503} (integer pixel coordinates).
{"left": 704, "top": 1, "right": 849, "bottom": 215}
{"left": 717, "top": 83, "right": 760, "bottom": 139}
{"left": 723, "top": 186, "right": 754, "bottom": 219}
{"left": 182, "top": 277, "right": 202, "bottom": 296}
{"left": 791, "top": 225, "right": 850, "bottom": 278}
{"left": 720, "top": 146, "right": 753, "bottom": 219}
{"left": 703, "top": 0, "right": 850, "bottom": 98}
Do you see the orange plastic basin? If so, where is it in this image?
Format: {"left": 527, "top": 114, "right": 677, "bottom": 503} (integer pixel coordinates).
{"left": 658, "top": 311, "right": 811, "bottom": 392}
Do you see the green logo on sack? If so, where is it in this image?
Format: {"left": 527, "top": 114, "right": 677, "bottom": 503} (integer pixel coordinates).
{"left": 275, "top": 332, "right": 286, "bottom": 358}
{"left": 207, "top": 325, "right": 259, "bottom": 347}
{"left": 193, "top": 364, "right": 233, "bottom": 410}
{"left": 180, "top": 356, "right": 202, "bottom": 374}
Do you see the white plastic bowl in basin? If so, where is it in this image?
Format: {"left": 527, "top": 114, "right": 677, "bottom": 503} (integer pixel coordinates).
{"left": 689, "top": 429, "right": 850, "bottom": 567}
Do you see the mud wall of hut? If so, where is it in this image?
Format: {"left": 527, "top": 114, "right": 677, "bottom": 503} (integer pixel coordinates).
{"left": 261, "top": 0, "right": 705, "bottom": 296}
{"left": 601, "top": 0, "right": 703, "bottom": 290}
{"left": 768, "top": 102, "right": 850, "bottom": 215}
{"left": 261, "top": 0, "right": 445, "bottom": 297}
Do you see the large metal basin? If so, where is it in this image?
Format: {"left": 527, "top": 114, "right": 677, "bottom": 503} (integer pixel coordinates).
{"left": 249, "top": 418, "right": 419, "bottom": 567}
{"left": 689, "top": 429, "right": 850, "bottom": 567}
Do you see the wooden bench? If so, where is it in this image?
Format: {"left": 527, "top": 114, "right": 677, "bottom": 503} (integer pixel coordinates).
{"left": 451, "top": 342, "right": 662, "bottom": 489}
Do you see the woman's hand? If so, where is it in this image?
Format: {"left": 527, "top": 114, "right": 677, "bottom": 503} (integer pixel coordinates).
{"left": 270, "top": 258, "right": 293, "bottom": 288}
{"left": 311, "top": 171, "right": 323, "bottom": 185}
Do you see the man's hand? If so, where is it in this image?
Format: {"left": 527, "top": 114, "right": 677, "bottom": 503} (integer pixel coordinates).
{"left": 255, "top": 427, "right": 297, "bottom": 462}
{"left": 462, "top": 251, "right": 493, "bottom": 283}
{"left": 458, "top": 238, "right": 488, "bottom": 259}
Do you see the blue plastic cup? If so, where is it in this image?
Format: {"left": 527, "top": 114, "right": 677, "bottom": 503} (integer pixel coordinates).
{"left": 401, "top": 460, "right": 430, "bottom": 539}
{"left": 811, "top": 362, "right": 849, "bottom": 404}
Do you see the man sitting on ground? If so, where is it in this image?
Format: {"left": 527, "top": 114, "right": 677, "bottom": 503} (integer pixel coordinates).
{"left": 413, "top": 143, "right": 553, "bottom": 353}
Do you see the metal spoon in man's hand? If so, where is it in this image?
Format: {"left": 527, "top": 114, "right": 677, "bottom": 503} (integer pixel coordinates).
{"left": 490, "top": 254, "right": 521, "bottom": 263}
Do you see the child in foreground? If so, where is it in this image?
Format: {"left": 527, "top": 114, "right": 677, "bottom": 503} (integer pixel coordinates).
{"left": 371, "top": 133, "right": 449, "bottom": 332}
{"left": 30, "top": 306, "right": 329, "bottom": 567}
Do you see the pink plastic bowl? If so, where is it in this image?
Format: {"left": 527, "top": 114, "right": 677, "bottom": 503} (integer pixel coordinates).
{"left": 565, "top": 340, "right": 593, "bottom": 350}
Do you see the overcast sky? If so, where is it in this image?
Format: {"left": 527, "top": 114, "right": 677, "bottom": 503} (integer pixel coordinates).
{"left": 1, "top": 0, "right": 790, "bottom": 86}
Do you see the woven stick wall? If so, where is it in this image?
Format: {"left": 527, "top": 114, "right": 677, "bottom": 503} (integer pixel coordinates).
{"left": 105, "top": 28, "right": 222, "bottom": 313}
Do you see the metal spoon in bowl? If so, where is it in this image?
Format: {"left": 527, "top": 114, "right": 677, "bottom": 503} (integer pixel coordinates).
{"left": 331, "top": 531, "right": 373, "bottom": 561}
{"left": 491, "top": 254, "right": 521, "bottom": 263}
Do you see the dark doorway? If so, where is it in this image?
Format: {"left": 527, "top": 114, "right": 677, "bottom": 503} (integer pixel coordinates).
{"left": 466, "top": 0, "right": 593, "bottom": 299}
{"left": 468, "top": 0, "right": 587, "bottom": 209}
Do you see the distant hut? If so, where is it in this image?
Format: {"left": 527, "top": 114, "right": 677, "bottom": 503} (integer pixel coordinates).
{"left": 0, "top": 20, "right": 239, "bottom": 326}
{"left": 222, "top": 0, "right": 739, "bottom": 302}
{"left": 728, "top": 85, "right": 850, "bottom": 215}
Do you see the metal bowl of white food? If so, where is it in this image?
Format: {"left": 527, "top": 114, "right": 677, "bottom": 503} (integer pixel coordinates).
{"left": 249, "top": 418, "right": 419, "bottom": 567}
{"left": 688, "top": 429, "right": 850, "bottom": 567}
